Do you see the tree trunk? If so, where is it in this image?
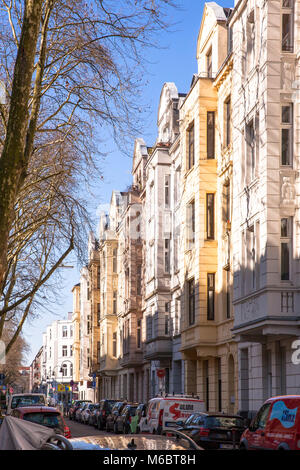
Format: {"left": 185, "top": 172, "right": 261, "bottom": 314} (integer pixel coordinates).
{"left": 0, "top": 0, "right": 44, "bottom": 292}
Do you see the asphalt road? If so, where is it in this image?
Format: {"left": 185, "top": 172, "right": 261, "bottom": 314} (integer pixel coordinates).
{"left": 65, "top": 418, "right": 111, "bottom": 438}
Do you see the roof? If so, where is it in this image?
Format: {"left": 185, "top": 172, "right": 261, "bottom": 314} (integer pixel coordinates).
{"left": 13, "top": 406, "right": 60, "bottom": 414}
{"left": 266, "top": 395, "right": 300, "bottom": 402}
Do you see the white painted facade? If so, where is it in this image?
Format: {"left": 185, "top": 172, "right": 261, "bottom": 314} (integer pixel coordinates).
{"left": 230, "top": 0, "right": 300, "bottom": 417}
{"left": 42, "top": 317, "right": 74, "bottom": 402}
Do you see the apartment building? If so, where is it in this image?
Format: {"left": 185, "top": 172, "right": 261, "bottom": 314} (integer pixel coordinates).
{"left": 71, "top": 283, "right": 80, "bottom": 391}
{"left": 230, "top": 0, "right": 300, "bottom": 418}
{"left": 78, "top": 266, "right": 94, "bottom": 401}
{"left": 42, "top": 315, "right": 74, "bottom": 402}
{"left": 142, "top": 83, "right": 186, "bottom": 396}
{"left": 98, "top": 198, "right": 120, "bottom": 399}
{"left": 29, "top": 347, "right": 43, "bottom": 393}
{"left": 86, "top": 232, "right": 101, "bottom": 401}
{"left": 178, "top": 2, "right": 237, "bottom": 413}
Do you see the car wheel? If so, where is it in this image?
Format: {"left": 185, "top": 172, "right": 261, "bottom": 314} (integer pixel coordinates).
{"left": 106, "top": 422, "right": 110, "bottom": 432}
{"left": 114, "top": 422, "right": 118, "bottom": 434}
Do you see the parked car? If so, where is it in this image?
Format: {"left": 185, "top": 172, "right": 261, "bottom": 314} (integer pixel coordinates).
{"left": 10, "top": 406, "right": 71, "bottom": 438}
{"left": 146, "top": 395, "right": 205, "bottom": 434}
{"left": 88, "top": 403, "right": 100, "bottom": 426}
{"left": 0, "top": 417, "right": 202, "bottom": 450}
{"left": 6, "top": 393, "right": 46, "bottom": 415}
{"left": 69, "top": 400, "right": 92, "bottom": 420}
{"left": 105, "top": 401, "right": 127, "bottom": 432}
{"left": 178, "top": 412, "right": 246, "bottom": 449}
{"left": 115, "top": 404, "right": 139, "bottom": 434}
{"left": 75, "top": 402, "right": 89, "bottom": 423}
{"left": 94, "top": 399, "right": 117, "bottom": 430}
{"left": 240, "top": 395, "right": 300, "bottom": 450}
{"left": 130, "top": 403, "right": 147, "bottom": 434}
{"left": 68, "top": 429, "right": 203, "bottom": 450}
{"left": 81, "top": 403, "right": 95, "bottom": 424}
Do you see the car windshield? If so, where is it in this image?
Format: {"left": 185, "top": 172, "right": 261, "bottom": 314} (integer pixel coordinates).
{"left": 23, "top": 412, "right": 63, "bottom": 430}
{"left": 184, "top": 414, "right": 199, "bottom": 425}
{"left": 130, "top": 407, "right": 138, "bottom": 416}
{"left": 205, "top": 416, "right": 245, "bottom": 428}
{"left": 11, "top": 395, "right": 45, "bottom": 409}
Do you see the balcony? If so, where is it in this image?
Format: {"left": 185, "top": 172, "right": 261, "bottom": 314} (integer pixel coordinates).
{"left": 144, "top": 337, "right": 172, "bottom": 360}
{"left": 232, "top": 289, "right": 300, "bottom": 342}
{"left": 119, "top": 349, "right": 143, "bottom": 368}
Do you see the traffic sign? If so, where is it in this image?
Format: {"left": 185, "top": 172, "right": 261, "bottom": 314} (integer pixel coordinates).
{"left": 156, "top": 369, "right": 166, "bottom": 379}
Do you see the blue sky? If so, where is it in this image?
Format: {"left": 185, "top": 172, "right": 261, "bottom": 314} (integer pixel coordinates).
{"left": 23, "top": 0, "right": 233, "bottom": 364}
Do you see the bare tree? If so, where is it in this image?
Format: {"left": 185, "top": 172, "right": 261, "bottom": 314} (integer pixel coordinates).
{"left": 0, "top": 320, "right": 29, "bottom": 387}
{"left": 0, "top": 0, "right": 176, "bottom": 348}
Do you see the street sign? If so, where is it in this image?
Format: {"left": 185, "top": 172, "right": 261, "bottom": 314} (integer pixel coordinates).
{"left": 157, "top": 369, "right": 166, "bottom": 379}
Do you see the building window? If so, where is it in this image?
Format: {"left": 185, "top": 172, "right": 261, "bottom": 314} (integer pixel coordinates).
{"left": 225, "top": 269, "right": 231, "bottom": 319}
{"left": 224, "top": 96, "right": 231, "bottom": 148}
{"left": 207, "top": 273, "right": 215, "bottom": 320}
{"left": 281, "top": 217, "right": 292, "bottom": 280}
{"left": 282, "top": 0, "right": 294, "bottom": 52}
{"left": 165, "top": 302, "right": 170, "bottom": 335}
{"left": 281, "top": 104, "right": 293, "bottom": 165}
{"left": 70, "top": 326, "right": 73, "bottom": 337}
{"left": 175, "top": 297, "right": 180, "bottom": 335}
{"left": 87, "top": 349, "right": 91, "bottom": 368}
{"left": 187, "top": 122, "right": 194, "bottom": 170}
{"left": 186, "top": 200, "right": 195, "bottom": 249}
{"left": 97, "top": 303, "right": 100, "bottom": 325}
{"left": 97, "top": 341, "right": 100, "bottom": 363}
{"left": 112, "top": 248, "right": 117, "bottom": 273}
{"left": 137, "top": 320, "right": 141, "bottom": 349}
{"left": 113, "top": 332, "right": 117, "bottom": 358}
{"left": 146, "top": 315, "right": 153, "bottom": 341}
{"left": 136, "top": 265, "right": 142, "bottom": 295}
{"left": 222, "top": 181, "right": 230, "bottom": 232}
{"left": 62, "top": 325, "right": 68, "bottom": 337}
{"left": 206, "top": 194, "right": 215, "bottom": 240}
{"left": 70, "top": 346, "right": 73, "bottom": 356}
{"left": 62, "top": 345, "right": 67, "bottom": 357}
{"left": 97, "top": 266, "right": 100, "bottom": 289}
{"left": 188, "top": 279, "right": 195, "bottom": 326}
{"left": 87, "top": 315, "right": 91, "bottom": 335}
{"left": 164, "top": 175, "right": 170, "bottom": 208}
{"left": 164, "top": 239, "right": 170, "bottom": 273}
{"left": 113, "top": 291, "right": 117, "bottom": 314}
{"left": 61, "top": 364, "right": 67, "bottom": 377}
{"left": 207, "top": 111, "right": 215, "bottom": 159}
{"left": 206, "top": 48, "right": 212, "bottom": 78}
{"left": 245, "top": 118, "right": 256, "bottom": 183}
{"left": 246, "top": 10, "right": 255, "bottom": 72}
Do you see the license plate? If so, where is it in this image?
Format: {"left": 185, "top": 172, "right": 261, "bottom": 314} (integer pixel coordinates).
{"left": 220, "top": 443, "right": 233, "bottom": 449}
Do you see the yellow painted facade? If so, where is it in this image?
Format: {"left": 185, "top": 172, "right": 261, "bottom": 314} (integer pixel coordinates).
{"left": 179, "top": 3, "right": 238, "bottom": 413}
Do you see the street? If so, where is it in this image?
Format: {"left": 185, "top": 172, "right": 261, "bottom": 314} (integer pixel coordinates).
{"left": 65, "top": 418, "right": 113, "bottom": 438}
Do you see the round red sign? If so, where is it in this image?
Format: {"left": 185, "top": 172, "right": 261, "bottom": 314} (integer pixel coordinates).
{"left": 156, "top": 368, "right": 166, "bottom": 378}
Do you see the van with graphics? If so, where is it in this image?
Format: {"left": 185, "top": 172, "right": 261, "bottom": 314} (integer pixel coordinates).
{"left": 146, "top": 395, "right": 205, "bottom": 435}
{"left": 240, "top": 395, "right": 300, "bottom": 450}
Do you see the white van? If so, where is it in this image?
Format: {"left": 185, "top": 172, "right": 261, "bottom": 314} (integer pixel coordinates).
{"left": 6, "top": 393, "right": 46, "bottom": 415}
{"left": 146, "top": 395, "right": 205, "bottom": 434}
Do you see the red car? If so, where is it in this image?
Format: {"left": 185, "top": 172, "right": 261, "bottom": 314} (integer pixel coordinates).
{"left": 240, "top": 395, "right": 300, "bottom": 450}
{"left": 10, "top": 406, "right": 71, "bottom": 439}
